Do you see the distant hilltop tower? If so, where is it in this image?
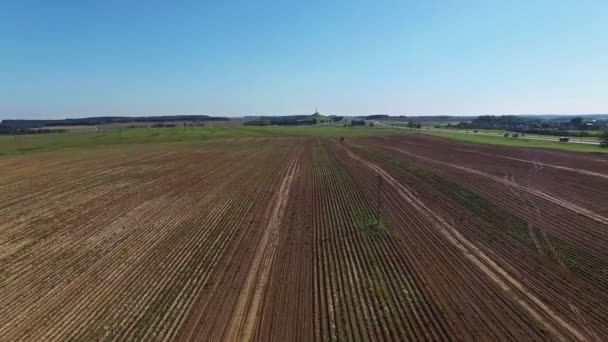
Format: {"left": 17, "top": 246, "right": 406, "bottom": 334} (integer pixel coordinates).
{"left": 312, "top": 107, "right": 326, "bottom": 124}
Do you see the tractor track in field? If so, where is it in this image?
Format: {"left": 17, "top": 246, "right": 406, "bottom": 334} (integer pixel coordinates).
{"left": 331, "top": 141, "right": 542, "bottom": 340}
{"left": 380, "top": 145, "right": 608, "bottom": 227}
{"left": 342, "top": 143, "right": 590, "bottom": 341}
{"left": 345, "top": 137, "right": 608, "bottom": 339}
{"left": 224, "top": 146, "right": 301, "bottom": 341}
{"left": 255, "top": 140, "right": 314, "bottom": 342}
{"left": 378, "top": 136, "right": 608, "bottom": 215}
{"left": 361, "top": 138, "right": 608, "bottom": 260}
{"left": 453, "top": 148, "right": 608, "bottom": 180}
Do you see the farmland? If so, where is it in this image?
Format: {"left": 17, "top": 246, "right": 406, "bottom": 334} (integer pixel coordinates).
{"left": 373, "top": 122, "right": 608, "bottom": 154}
{"left": 1, "top": 134, "right": 607, "bottom": 341}
{"left": 421, "top": 130, "right": 606, "bottom": 154}
{"left": 0, "top": 125, "right": 405, "bottom": 156}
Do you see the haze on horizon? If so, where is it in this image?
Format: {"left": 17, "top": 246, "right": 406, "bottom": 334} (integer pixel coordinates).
{"left": 1, "top": 0, "right": 607, "bottom": 121}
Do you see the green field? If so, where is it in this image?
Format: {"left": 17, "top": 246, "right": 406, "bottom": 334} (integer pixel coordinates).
{"left": 0, "top": 125, "right": 404, "bottom": 155}
{"left": 422, "top": 130, "right": 608, "bottom": 154}
{"left": 3, "top": 123, "right": 607, "bottom": 156}
{"left": 440, "top": 128, "right": 602, "bottom": 141}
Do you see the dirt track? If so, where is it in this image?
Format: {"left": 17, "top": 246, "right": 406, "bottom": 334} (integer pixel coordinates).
{"left": 1, "top": 136, "right": 607, "bottom": 341}
{"left": 224, "top": 146, "right": 301, "bottom": 341}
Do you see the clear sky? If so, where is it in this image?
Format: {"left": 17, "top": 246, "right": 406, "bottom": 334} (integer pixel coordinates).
{"left": 1, "top": 0, "right": 607, "bottom": 119}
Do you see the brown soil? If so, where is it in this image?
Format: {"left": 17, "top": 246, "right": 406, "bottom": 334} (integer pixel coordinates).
{"left": 1, "top": 136, "right": 606, "bottom": 341}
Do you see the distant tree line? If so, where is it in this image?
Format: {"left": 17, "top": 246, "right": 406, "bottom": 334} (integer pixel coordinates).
{"left": 471, "top": 115, "right": 525, "bottom": 128}
{"left": 383, "top": 115, "right": 464, "bottom": 122}
{"left": 151, "top": 123, "right": 178, "bottom": 128}
{"left": 0, "top": 125, "right": 69, "bottom": 135}
{"left": 361, "top": 114, "right": 390, "bottom": 120}
{"left": 243, "top": 115, "right": 343, "bottom": 126}
{"left": 244, "top": 117, "right": 317, "bottom": 126}
{"left": 1, "top": 115, "right": 230, "bottom": 130}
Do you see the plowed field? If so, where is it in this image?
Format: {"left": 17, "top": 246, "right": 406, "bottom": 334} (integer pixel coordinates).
{"left": 1, "top": 136, "right": 607, "bottom": 341}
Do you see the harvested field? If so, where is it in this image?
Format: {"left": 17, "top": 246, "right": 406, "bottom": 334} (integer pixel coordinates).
{"left": 1, "top": 136, "right": 607, "bottom": 341}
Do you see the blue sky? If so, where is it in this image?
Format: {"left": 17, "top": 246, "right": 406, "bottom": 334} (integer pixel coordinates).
{"left": 1, "top": 0, "right": 607, "bottom": 119}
